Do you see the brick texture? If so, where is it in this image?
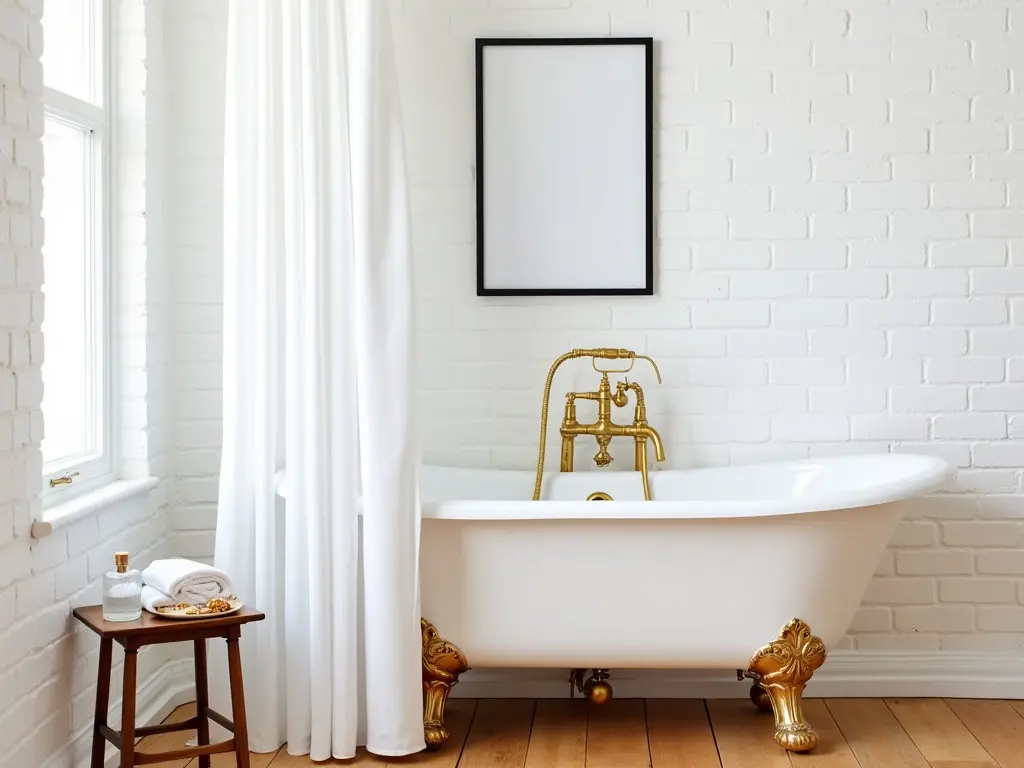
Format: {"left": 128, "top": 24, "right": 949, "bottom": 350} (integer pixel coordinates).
{"left": 0, "top": 2, "right": 173, "bottom": 766}
{"left": 166, "top": 0, "right": 1024, "bottom": 654}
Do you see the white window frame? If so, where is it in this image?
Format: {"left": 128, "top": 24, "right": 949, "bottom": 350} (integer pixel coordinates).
{"left": 41, "top": 0, "right": 117, "bottom": 504}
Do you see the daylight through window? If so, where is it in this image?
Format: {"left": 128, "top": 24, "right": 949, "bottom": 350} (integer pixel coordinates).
{"left": 40, "top": 0, "right": 111, "bottom": 491}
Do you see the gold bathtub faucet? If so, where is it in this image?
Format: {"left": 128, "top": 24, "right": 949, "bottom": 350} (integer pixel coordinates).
{"left": 532, "top": 348, "right": 666, "bottom": 501}
{"left": 560, "top": 372, "right": 666, "bottom": 500}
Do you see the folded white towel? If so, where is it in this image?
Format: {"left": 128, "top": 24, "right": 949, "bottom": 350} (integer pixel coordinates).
{"left": 141, "top": 558, "right": 234, "bottom": 605}
{"left": 141, "top": 585, "right": 176, "bottom": 614}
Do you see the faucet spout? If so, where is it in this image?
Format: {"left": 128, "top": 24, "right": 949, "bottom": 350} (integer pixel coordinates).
{"left": 634, "top": 425, "right": 665, "bottom": 462}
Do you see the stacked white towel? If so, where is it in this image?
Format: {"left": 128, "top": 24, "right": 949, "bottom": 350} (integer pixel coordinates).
{"left": 140, "top": 558, "right": 235, "bottom": 614}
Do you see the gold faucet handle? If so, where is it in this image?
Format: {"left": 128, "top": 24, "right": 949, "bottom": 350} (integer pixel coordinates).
{"left": 616, "top": 380, "right": 646, "bottom": 400}
{"left": 613, "top": 381, "right": 630, "bottom": 408}
{"left": 563, "top": 393, "right": 578, "bottom": 423}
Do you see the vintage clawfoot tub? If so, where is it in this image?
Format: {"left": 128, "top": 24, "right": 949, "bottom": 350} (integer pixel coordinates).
{"left": 419, "top": 453, "right": 954, "bottom": 752}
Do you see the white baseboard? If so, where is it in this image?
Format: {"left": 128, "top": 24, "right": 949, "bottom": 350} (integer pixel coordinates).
{"left": 42, "top": 657, "right": 196, "bottom": 768}
{"left": 450, "top": 650, "right": 1024, "bottom": 700}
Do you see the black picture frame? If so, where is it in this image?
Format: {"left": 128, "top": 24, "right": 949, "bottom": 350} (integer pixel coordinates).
{"left": 475, "top": 37, "right": 655, "bottom": 297}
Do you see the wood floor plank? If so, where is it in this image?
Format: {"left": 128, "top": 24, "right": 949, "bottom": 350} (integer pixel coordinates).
{"left": 586, "top": 699, "right": 650, "bottom": 768}
{"left": 885, "top": 698, "right": 997, "bottom": 768}
{"left": 458, "top": 698, "right": 535, "bottom": 768}
{"left": 265, "top": 701, "right": 478, "bottom": 766}
{"left": 203, "top": 747, "right": 280, "bottom": 767}
{"left": 945, "top": 699, "right": 1024, "bottom": 768}
{"left": 268, "top": 748, "right": 367, "bottom": 766}
{"left": 168, "top": 703, "right": 199, "bottom": 722}
{"left": 155, "top": 704, "right": 278, "bottom": 768}
{"left": 825, "top": 699, "right": 930, "bottom": 768}
{"left": 646, "top": 699, "right": 721, "bottom": 768}
{"left": 788, "top": 700, "right": 859, "bottom": 768}
{"left": 142, "top": 703, "right": 198, "bottom": 768}
{"left": 159, "top": 697, "right": 1024, "bottom": 768}
{"left": 523, "top": 699, "right": 587, "bottom": 768}
{"left": 393, "top": 698, "right": 479, "bottom": 766}
{"left": 153, "top": 703, "right": 279, "bottom": 768}
{"left": 707, "top": 699, "right": 789, "bottom": 768}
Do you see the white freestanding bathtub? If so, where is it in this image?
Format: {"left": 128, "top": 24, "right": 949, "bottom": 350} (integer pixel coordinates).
{"left": 419, "top": 453, "right": 954, "bottom": 671}
{"left": 282, "top": 451, "right": 955, "bottom": 751}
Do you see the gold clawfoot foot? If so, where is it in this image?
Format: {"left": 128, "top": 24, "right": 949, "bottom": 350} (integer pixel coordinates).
{"left": 750, "top": 681, "right": 772, "bottom": 712}
{"left": 570, "top": 668, "right": 614, "bottom": 704}
{"left": 422, "top": 618, "right": 469, "bottom": 750}
{"left": 746, "top": 618, "right": 826, "bottom": 753}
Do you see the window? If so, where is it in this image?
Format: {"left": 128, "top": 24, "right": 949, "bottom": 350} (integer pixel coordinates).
{"left": 41, "top": 0, "right": 112, "bottom": 497}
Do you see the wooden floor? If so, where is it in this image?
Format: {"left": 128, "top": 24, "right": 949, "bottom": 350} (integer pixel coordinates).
{"left": 147, "top": 697, "right": 1024, "bottom": 767}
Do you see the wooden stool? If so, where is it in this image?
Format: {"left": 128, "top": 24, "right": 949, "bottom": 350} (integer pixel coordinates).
{"left": 73, "top": 604, "right": 265, "bottom": 768}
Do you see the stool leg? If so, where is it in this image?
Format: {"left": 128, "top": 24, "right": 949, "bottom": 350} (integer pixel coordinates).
{"left": 121, "top": 646, "right": 138, "bottom": 768}
{"left": 194, "top": 639, "right": 211, "bottom": 768}
{"left": 90, "top": 638, "right": 113, "bottom": 768}
{"left": 226, "top": 629, "right": 250, "bottom": 768}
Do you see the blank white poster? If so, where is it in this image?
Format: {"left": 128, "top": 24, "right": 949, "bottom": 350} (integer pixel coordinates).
{"left": 478, "top": 41, "right": 651, "bottom": 295}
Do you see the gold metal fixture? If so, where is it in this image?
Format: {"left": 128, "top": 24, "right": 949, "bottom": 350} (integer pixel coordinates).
{"left": 586, "top": 491, "right": 613, "bottom": 501}
{"left": 532, "top": 348, "right": 665, "bottom": 501}
{"left": 744, "top": 618, "right": 826, "bottom": 753}
{"left": 750, "top": 680, "right": 773, "bottom": 712}
{"left": 569, "top": 668, "right": 613, "bottom": 704}
{"left": 421, "top": 618, "right": 469, "bottom": 749}
{"left": 560, "top": 373, "right": 665, "bottom": 499}
{"left": 49, "top": 471, "right": 79, "bottom": 487}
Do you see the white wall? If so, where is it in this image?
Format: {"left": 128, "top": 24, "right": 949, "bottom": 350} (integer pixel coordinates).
{"left": 0, "top": 2, "right": 180, "bottom": 767}
{"left": 167, "top": 0, "right": 1024, "bottom": 652}
{"left": 166, "top": 0, "right": 226, "bottom": 562}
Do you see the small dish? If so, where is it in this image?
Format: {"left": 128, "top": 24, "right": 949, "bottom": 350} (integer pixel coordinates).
{"left": 148, "top": 596, "right": 244, "bottom": 620}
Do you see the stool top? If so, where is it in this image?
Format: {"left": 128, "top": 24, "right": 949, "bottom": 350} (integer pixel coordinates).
{"left": 73, "top": 604, "right": 265, "bottom": 638}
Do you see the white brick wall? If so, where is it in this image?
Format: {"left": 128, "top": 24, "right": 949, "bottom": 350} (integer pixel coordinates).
{"left": 167, "top": 0, "right": 1024, "bottom": 652}
{"left": 0, "top": 2, "right": 174, "bottom": 766}
{"left": 166, "top": 0, "right": 226, "bottom": 562}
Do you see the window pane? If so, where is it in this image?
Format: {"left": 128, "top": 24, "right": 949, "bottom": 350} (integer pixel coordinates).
{"left": 42, "top": 0, "right": 100, "bottom": 104}
{"left": 41, "top": 116, "right": 101, "bottom": 469}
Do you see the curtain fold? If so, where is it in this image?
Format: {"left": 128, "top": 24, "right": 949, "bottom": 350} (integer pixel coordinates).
{"left": 213, "top": 0, "right": 423, "bottom": 759}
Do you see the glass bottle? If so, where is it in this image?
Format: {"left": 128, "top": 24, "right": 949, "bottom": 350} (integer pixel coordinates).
{"left": 102, "top": 551, "right": 142, "bottom": 622}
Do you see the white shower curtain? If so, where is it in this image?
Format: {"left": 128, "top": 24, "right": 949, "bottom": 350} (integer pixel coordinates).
{"left": 211, "top": 0, "right": 423, "bottom": 759}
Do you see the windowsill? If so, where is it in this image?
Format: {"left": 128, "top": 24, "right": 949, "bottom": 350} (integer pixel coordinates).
{"left": 31, "top": 476, "right": 160, "bottom": 538}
